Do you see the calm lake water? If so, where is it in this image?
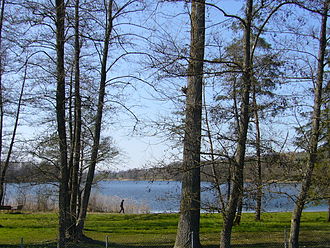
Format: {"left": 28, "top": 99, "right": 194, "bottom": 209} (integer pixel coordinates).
{"left": 5, "top": 180, "right": 327, "bottom": 213}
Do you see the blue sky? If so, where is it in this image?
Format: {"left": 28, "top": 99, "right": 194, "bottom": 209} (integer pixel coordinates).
{"left": 11, "top": 0, "right": 322, "bottom": 171}
{"left": 106, "top": 0, "right": 325, "bottom": 171}
{"left": 104, "top": 0, "right": 246, "bottom": 170}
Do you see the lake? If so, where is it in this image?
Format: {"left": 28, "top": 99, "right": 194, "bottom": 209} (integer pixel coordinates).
{"left": 4, "top": 180, "right": 328, "bottom": 213}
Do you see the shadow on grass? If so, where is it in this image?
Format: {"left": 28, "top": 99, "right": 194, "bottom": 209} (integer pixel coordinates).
{"left": 231, "top": 241, "right": 330, "bottom": 248}
{"left": 104, "top": 241, "right": 330, "bottom": 248}
{"left": 0, "top": 244, "right": 58, "bottom": 248}
{"left": 0, "top": 239, "right": 107, "bottom": 248}
{"left": 0, "top": 240, "right": 328, "bottom": 248}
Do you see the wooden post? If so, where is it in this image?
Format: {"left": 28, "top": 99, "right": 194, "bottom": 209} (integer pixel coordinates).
{"left": 284, "top": 228, "right": 288, "bottom": 248}
{"left": 20, "top": 237, "right": 24, "bottom": 248}
{"left": 106, "top": 235, "right": 109, "bottom": 248}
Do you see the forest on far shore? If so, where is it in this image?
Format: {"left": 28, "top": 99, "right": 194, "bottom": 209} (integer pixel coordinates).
{"left": 4, "top": 151, "right": 326, "bottom": 185}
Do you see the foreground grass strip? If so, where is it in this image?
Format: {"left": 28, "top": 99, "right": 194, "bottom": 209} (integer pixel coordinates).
{"left": 0, "top": 212, "right": 329, "bottom": 247}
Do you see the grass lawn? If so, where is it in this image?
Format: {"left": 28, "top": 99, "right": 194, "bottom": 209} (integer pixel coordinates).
{"left": 0, "top": 211, "right": 329, "bottom": 247}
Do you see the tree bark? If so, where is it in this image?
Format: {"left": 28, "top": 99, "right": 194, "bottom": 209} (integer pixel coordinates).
{"left": 234, "top": 197, "right": 243, "bottom": 225}
{"left": 328, "top": 199, "right": 330, "bottom": 222}
{"left": 220, "top": 0, "right": 253, "bottom": 247}
{"left": 75, "top": 0, "right": 113, "bottom": 239}
{"left": 327, "top": 81, "right": 330, "bottom": 223}
{"left": 289, "top": 2, "right": 328, "bottom": 248}
{"left": 174, "top": 1, "right": 205, "bottom": 248}
{"left": 0, "top": 0, "right": 6, "bottom": 206}
{"left": 55, "top": 0, "right": 70, "bottom": 246}
{"left": 328, "top": 98, "right": 330, "bottom": 224}
{"left": 253, "top": 85, "right": 262, "bottom": 221}
{"left": 233, "top": 77, "right": 243, "bottom": 226}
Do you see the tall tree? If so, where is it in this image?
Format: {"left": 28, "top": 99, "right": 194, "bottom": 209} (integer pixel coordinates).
{"left": 289, "top": 1, "right": 328, "bottom": 247}
{"left": 0, "top": 62, "right": 27, "bottom": 205}
{"left": 74, "top": 0, "right": 114, "bottom": 239}
{"left": 219, "top": 0, "right": 253, "bottom": 246}
{"left": 326, "top": 82, "right": 330, "bottom": 222}
{"left": 68, "top": 0, "right": 82, "bottom": 239}
{"left": 252, "top": 83, "right": 262, "bottom": 221}
{"left": 0, "top": 0, "right": 31, "bottom": 207}
{"left": 0, "top": 0, "right": 5, "bottom": 203}
{"left": 54, "top": 0, "right": 70, "bottom": 246}
{"left": 174, "top": 0, "right": 205, "bottom": 247}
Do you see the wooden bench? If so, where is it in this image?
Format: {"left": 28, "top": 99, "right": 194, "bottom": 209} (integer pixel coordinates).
{"left": 0, "top": 205, "right": 23, "bottom": 212}
{"left": 0, "top": 205, "right": 12, "bottom": 211}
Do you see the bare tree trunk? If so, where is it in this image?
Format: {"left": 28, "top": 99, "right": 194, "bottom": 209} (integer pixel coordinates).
{"left": 233, "top": 77, "right": 243, "bottom": 226}
{"left": 327, "top": 85, "right": 330, "bottom": 223}
{"left": 0, "top": 0, "right": 6, "bottom": 206}
{"left": 253, "top": 85, "right": 262, "bottom": 221}
{"left": 75, "top": 0, "right": 113, "bottom": 239}
{"left": 68, "top": 66, "right": 74, "bottom": 203}
{"left": 0, "top": 61, "right": 27, "bottom": 204}
{"left": 68, "top": 66, "right": 74, "bottom": 185}
{"left": 55, "top": 0, "right": 70, "bottom": 246}
{"left": 69, "top": 0, "right": 82, "bottom": 240}
{"left": 328, "top": 199, "right": 330, "bottom": 222}
{"left": 220, "top": 0, "right": 253, "bottom": 247}
{"left": 174, "top": 1, "right": 205, "bottom": 248}
{"left": 226, "top": 165, "right": 231, "bottom": 203}
{"left": 234, "top": 197, "right": 243, "bottom": 225}
{"left": 289, "top": 2, "right": 328, "bottom": 248}
{"left": 76, "top": 143, "right": 84, "bottom": 218}
{"left": 203, "top": 87, "right": 226, "bottom": 211}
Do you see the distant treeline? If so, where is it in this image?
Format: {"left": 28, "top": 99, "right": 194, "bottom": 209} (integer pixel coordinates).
{"left": 4, "top": 161, "right": 59, "bottom": 184}
{"left": 106, "top": 152, "right": 305, "bottom": 183}
{"left": 4, "top": 152, "right": 306, "bottom": 184}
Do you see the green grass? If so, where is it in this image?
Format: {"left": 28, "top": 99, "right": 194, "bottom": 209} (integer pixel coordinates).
{"left": 0, "top": 212, "right": 329, "bottom": 247}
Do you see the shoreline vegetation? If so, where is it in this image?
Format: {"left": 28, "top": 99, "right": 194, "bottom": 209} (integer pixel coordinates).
{"left": 0, "top": 212, "right": 329, "bottom": 248}
{"left": 4, "top": 191, "right": 151, "bottom": 214}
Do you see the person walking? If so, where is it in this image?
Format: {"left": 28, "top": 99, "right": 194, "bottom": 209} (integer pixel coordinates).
{"left": 119, "top": 199, "right": 125, "bottom": 214}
